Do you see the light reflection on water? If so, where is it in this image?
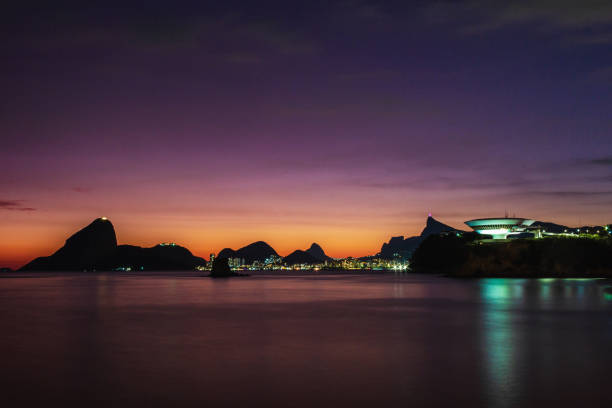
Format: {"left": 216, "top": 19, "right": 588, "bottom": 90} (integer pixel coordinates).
{"left": 479, "top": 278, "right": 612, "bottom": 408}
{"left": 481, "top": 280, "right": 519, "bottom": 408}
{"left": 1, "top": 272, "right": 611, "bottom": 407}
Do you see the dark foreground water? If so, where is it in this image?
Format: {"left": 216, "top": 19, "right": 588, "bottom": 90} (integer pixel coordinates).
{"left": 1, "top": 272, "right": 612, "bottom": 407}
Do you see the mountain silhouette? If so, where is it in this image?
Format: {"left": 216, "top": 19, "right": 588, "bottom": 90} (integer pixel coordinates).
{"left": 217, "top": 241, "right": 278, "bottom": 263}
{"left": 111, "top": 244, "right": 206, "bottom": 271}
{"left": 21, "top": 218, "right": 117, "bottom": 271}
{"left": 380, "top": 216, "right": 459, "bottom": 259}
{"left": 420, "top": 216, "right": 458, "bottom": 236}
{"left": 305, "top": 243, "right": 331, "bottom": 261}
{"left": 283, "top": 250, "right": 322, "bottom": 265}
{"left": 20, "top": 218, "right": 206, "bottom": 271}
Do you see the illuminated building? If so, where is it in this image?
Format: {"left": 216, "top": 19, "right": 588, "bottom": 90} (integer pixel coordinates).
{"left": 264, "top": 254, "right": 282, "bottom": 265}
{"left": 228, "top": 257, "right": 245, "bottom": 269}
{"left": 465, "top": 218, "right": 535, "bottom": 239}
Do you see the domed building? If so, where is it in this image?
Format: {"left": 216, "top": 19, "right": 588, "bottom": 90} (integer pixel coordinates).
{"left": 465, "top": 218, "right": 535, "bottom": 239}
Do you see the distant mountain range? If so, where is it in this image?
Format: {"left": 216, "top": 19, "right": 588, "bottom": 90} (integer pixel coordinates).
{"left": 283, "top": 243, "right": 332, "bottom": 265}
{"left": 379, "top": 216, "right": 460, "bottom": 259}
{"left": 17, "top": 216, "right": 609, "bottom": 271}
{"left": 20, "top": 218, "right": 206, "bottom": 271}
{"left": 283, "top": 250, "right": 321, "bottom": 265}
{"left": 218, "top": 241, "right": 331, "bottom": 265}
{"left": 18, "top": 217, "right": 335, "bottom": 271}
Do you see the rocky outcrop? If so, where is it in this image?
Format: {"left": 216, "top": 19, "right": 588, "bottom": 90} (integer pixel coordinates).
{"left": 210, "top": 257, "right": 233, "bottom": 277}
{"left": 420, "top": 216, "right": 458, "bottom": 236}
{"left": 379, "top": 216, "right": 459, "bottom": 259}
{"left": 209, "top": 257, "right": 248, "bottom": 277}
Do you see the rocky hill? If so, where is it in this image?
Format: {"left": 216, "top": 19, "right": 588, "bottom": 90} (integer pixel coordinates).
{"left": 21, "top": 218, "right": 117, "bottom": 271}
{"left": 217, "top": 241, "right": 278, "bottom": 263}
{"left": 305, "top": 243, "right": 331, "bottom": 261}
{"left": 20, "top": 218, "right": 205, "bottom": 271}
{"left": 380, "top": 216, "right": 459, "bottom": 259}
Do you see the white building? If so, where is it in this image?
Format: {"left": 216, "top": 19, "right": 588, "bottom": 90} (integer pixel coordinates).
{"left": 465, "top": 218, "right": 535, "bottom": 239}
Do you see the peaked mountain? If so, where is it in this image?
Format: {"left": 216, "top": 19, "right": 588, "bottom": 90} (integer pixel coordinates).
{"left": 21, "top": 218, "right": 117, "bottom": 271}
{"left": 20, "top": 218, "right": 206, "bottom": 271}
{"left": 420, "top": 216, "right": 458, "bottom": 236}
{"left": 305, "top": 243, "right": 331, "bottom": 261}
{"left": 283, "top": 250, "right": 322, "bottom": 265}
{"left": 217, "top": 241, "right": 278, "bottom": 263}
{"left": 380, "top": 216, "right": 459, "bottom": 259}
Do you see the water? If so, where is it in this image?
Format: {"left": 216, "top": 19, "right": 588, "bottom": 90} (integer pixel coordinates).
{"left": 1, "top": 272, "right": 611, "bottom": 407}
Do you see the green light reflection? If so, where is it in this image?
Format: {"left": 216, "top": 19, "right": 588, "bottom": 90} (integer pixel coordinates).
{"left": 481, "top": 280, "right": 518, "bottom": 408}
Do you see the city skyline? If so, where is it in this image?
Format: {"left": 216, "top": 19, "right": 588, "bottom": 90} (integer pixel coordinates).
{"left": 2, "top": 1, "right": 612, "bottom": 268}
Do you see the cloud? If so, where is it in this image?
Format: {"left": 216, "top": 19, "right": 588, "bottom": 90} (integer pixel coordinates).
{"left": 589, "top": 157, "right": 612, "bottom": 165}
{"left": 427, "top": 0, "right": 612, "bottom": 43}
{"left": 0, "top": 199, "right": 36, "bottom": 211}
{"left": 532, "top": 191, "right": 612, "bottom": 197}
{"left": 335, "top": 1, "right": 393, "bottom": 25}
{"left": 349, "top": 175, "right": 533, "bottom": 192}
{"left": 6, "top": 5, "right": 318, "bottom": 62}
{"left": 570, "top": 156, "right": 612, "bottom": 166}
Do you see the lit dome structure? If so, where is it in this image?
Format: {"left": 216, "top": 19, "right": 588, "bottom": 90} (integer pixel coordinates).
{"left": 465, "top": 218, "right": 535, "bottom": 239}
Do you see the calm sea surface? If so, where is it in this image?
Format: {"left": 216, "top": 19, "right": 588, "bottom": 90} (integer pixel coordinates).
{"left": 1, "top": 272, "right": 612, "bottom": 407}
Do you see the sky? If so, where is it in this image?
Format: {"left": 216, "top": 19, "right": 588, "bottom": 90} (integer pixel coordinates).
{"left": 1, "top": 1, "right": 612, "bottom": 268}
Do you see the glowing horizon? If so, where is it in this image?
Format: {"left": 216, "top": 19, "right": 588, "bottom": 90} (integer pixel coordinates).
{"left": 2, "top": 2, "right": 611, "bottom": 269}
{"left": 2, "top": 207, "right": 610, "bottom": 269}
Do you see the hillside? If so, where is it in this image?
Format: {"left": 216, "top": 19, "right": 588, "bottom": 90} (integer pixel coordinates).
{"left": 20, "top": 218, "right": 205, "bottom": 271}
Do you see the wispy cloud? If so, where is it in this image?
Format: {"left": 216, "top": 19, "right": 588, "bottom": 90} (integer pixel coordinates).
{"left": 531, "top": 191, "right": 612, "bottom": 197}
{"left": 0, "top": 199, "right": 36, "bottom": 211}
{"left": 589, "top": 157, "right": 612, "bottom": 165}
{"left": 427, "top": 0, "right": 612, "bottom": 43}
{"left": 335, "top": 1, "right": 394, "bottom": 25}
{"left": 8, "top": 6, "right": 318, "bottom": 62}
{"left": 568, "top": 156, "right": 612, "bottom": 167}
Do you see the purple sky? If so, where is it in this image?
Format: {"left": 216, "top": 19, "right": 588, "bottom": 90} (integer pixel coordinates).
{"left": 1, "top": 1, "right": 611, "bottom": 267}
